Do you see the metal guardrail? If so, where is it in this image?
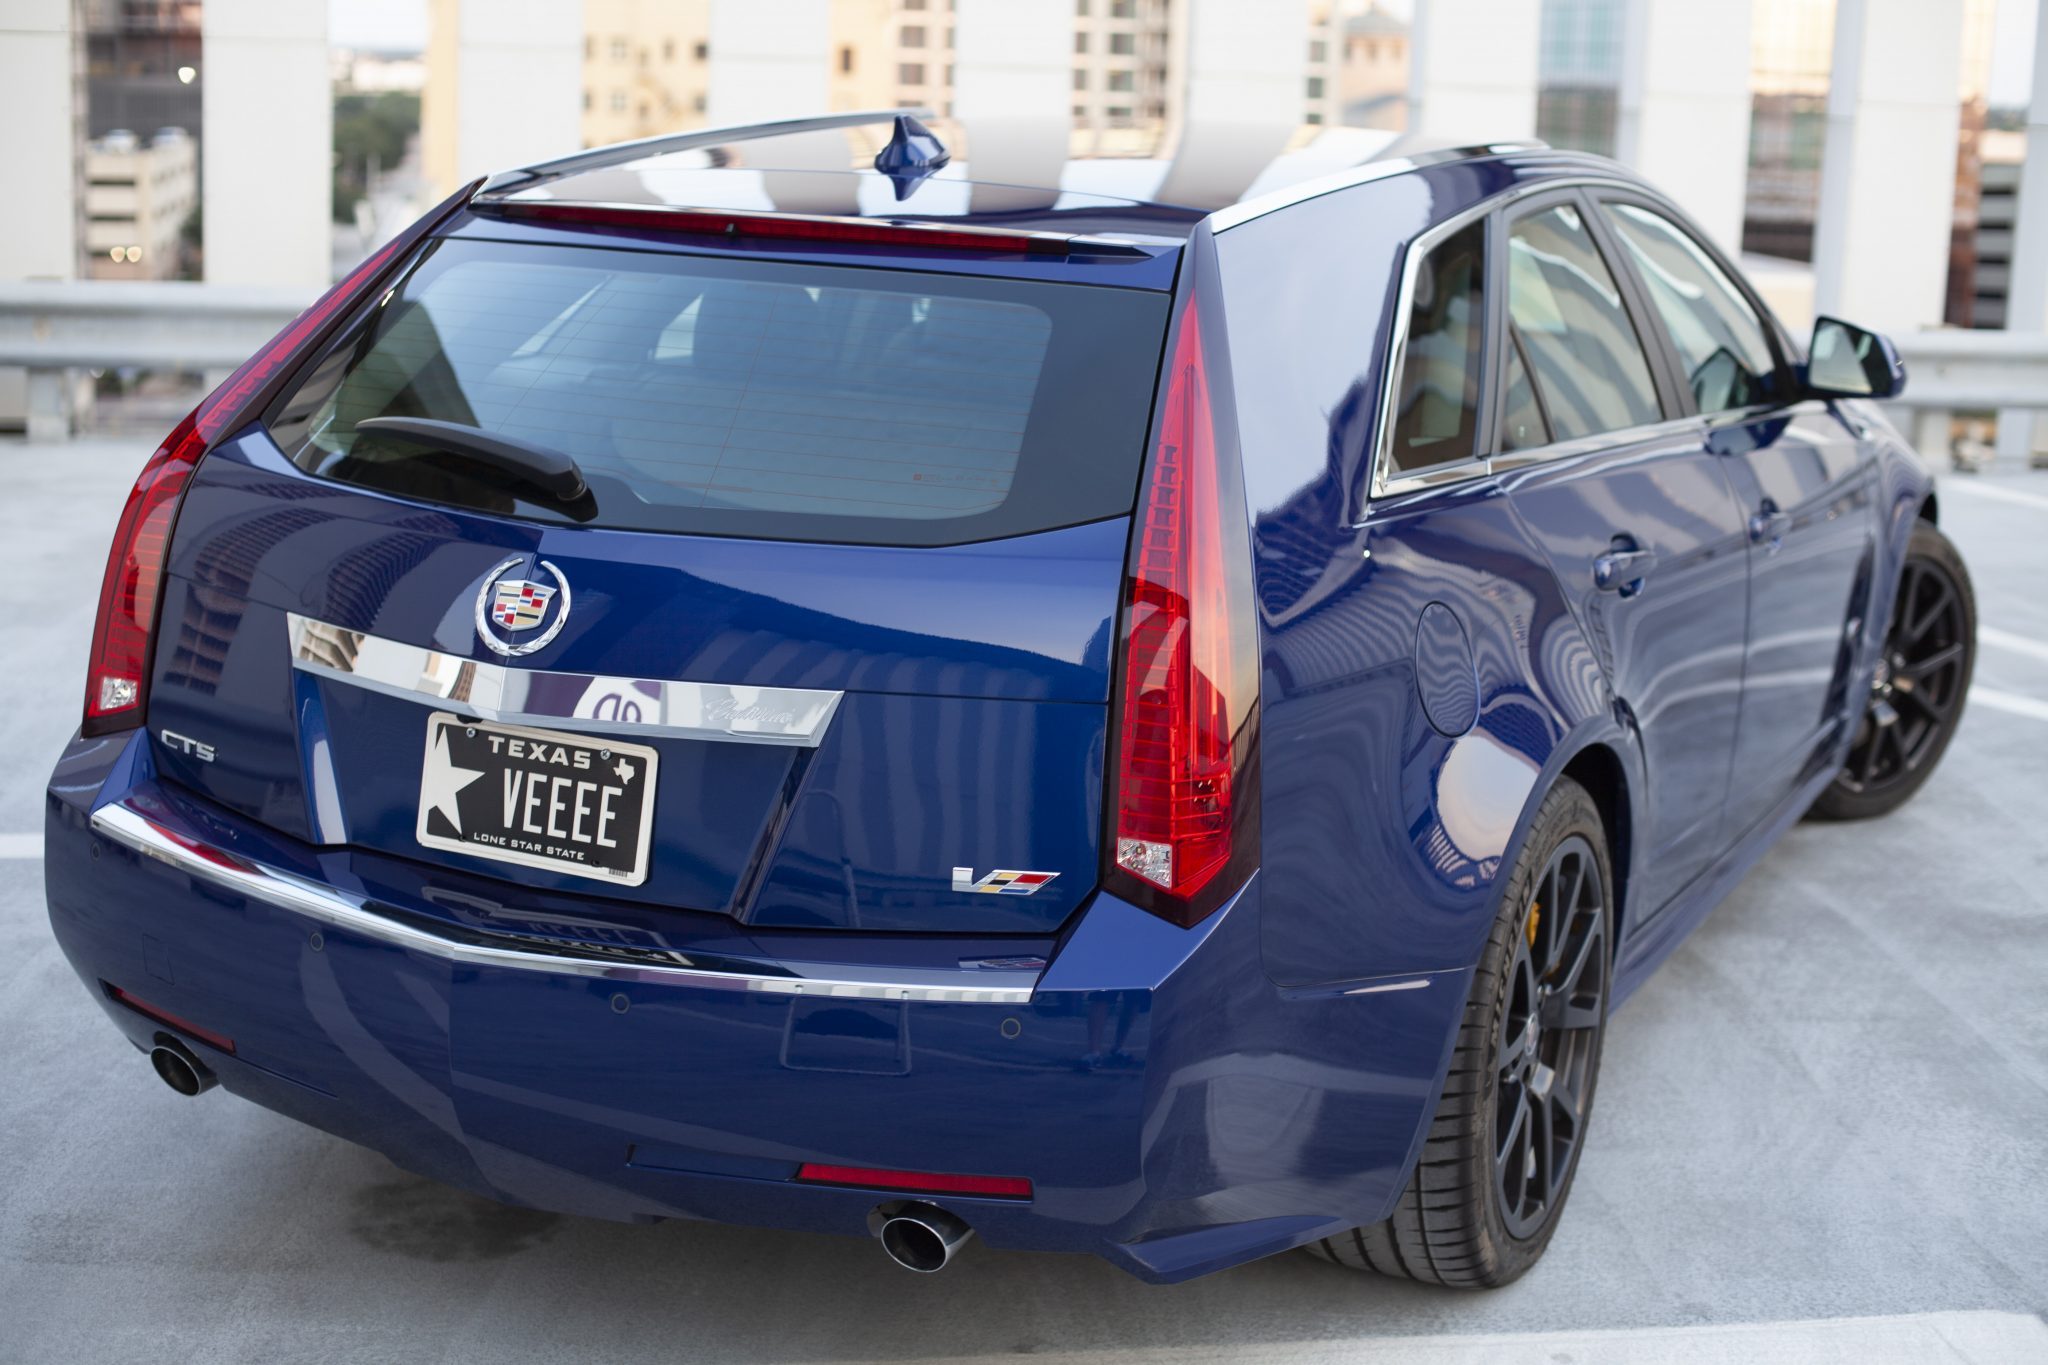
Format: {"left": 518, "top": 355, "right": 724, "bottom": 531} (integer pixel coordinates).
{"left": 3, "top": 280, "right": 2045, "bottom": 457}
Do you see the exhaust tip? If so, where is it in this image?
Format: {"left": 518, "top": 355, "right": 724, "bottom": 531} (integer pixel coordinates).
{"left": 877, "top": 1202, "right": 972, "bottom": 1273}
{"left": 149, "top": 1039, "right": 216, "bottom": 1096}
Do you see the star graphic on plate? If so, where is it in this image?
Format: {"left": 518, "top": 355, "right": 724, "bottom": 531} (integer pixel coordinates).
{"left": 422, "top": 727, "right": 485, "bottom": 836}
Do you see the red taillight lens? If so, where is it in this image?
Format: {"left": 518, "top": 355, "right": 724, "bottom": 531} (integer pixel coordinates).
{"left": 794, "top": 1163, "right": 1032, "bottom": 1200}
{"left": 1110, "top": 293, "right": 1256, "bottom": 925}
{"left": 103, "top": 982, "right": 236, "bottom": 1054}
{"left": 78, "top": 179, "right": 484, "bottom": 738}
{"left": 81, "top": 413, "right": 205, "bottom": 735}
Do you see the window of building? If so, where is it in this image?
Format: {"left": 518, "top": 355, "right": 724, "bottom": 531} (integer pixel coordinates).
{"left": 663, "top": 39, "right": 675, "bottom": 61}
{"left": 1306, "top": 76, "right": 1325, "bottom": 98}
{"left": 1387, "top": 221, "right": 1485, "bottom": 473}
{"left": 1073, "top": 68, "right": 1087, "bottom": 90}
{"left": 609, "top": 37, "right": 628, "bottom": 62}
{"left": 582, "top": 89, "right": 592, "bottom": 110}
{"left": 839, "top": 44, "right": 854, "bottom": 73}
{"left": 693, "top": 92, "right": 707, "bottom": 112}
{"left": 1106, "top": 104, "right": 1134, "bottom": 125}
{"left": 1109, "top": 31, "right": 1135, "bottom": 54}
{"left": 901, "top": 24, "right": 927, "bottom": 47}
{"left": 899, "top": 62, "right": 926, "bottom": 85}
{"left": 905, "top": 0, "right": 928, "bottom": 8}
{"left": 609, "top": 90, "right": 627, "bottom": 112}
{"left": 1076, "top": 0, "right": 1089, "bottom": 14}
{"left": 1506, "top": 203, "right": 1662, "bottom": 440}
{"left": 1075, "top": 31, "right": 1088, "bottom": 53}
{"left": 1309, "top": 39, "right": 1327, "bottom": 62}
{"left": 1601, "top": 202, "right": 1781, "bottom": 412}
{"left": 1106, "top": 69, "right": 1134, "bottom": 91}
{"left": 1110, "top": 0, "right": 1136, "bottom": 17}
{"left": 694, "top": 41, "right": 708, "bottom": 61}
{"left": 584, "top": 36, "right": 594, "bottom": 60}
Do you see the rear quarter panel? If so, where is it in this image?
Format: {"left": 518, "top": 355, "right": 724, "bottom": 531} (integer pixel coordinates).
{"left": 1211, "top": 163, "right": 1644, "bottom": 988}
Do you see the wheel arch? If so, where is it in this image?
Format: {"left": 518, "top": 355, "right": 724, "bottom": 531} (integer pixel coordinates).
{"left": 1557, "top": 742, "right": 1633, "bottom": 941}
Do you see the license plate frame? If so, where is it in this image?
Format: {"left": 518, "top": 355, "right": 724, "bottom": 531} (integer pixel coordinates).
{"left": 414, "top": 711, "right": 658, "bottom": 887}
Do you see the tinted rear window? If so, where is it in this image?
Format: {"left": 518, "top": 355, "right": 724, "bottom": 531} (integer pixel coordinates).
{"left": 266, "top": 236, "right": 1170, "bottom": 545}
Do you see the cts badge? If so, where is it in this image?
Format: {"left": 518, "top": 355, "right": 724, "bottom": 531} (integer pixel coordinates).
{"left": 473, "top": 556, "right": 571, "bottom": 658}
{"left": 952, "top": 867, "right": 1059, "bottom": 896}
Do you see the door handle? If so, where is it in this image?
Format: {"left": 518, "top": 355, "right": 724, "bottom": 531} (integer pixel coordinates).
{"left": 1748, "top": 502, "right": 1793, "bottom": 551}
{"left": 1592, "top": 540, "right": 1657, "bottom": 596}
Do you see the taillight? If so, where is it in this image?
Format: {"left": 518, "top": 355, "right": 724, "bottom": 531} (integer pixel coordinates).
{"left": 77, "top": 178, "right": 483, "bottom": 738}
{"left": 1108, "top": 291, "right": 1258, "bottom": 926}
{"left": 483, "top": 200, "right": 1071, "bottom": 255}
{"left": 81, "top": 414, "right": 205, "bottom": 734}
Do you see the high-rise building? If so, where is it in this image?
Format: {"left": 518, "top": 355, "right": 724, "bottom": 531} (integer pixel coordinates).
{"left": 579, "top": 0, "right": 713, "bottom": 147}
{"left": 83, "top": 127, "right": 196, "bottom": 280}
{"left": 81, "top": 0, "right": 201, "bottom": 145}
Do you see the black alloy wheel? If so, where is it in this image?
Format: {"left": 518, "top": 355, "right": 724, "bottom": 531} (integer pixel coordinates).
{"left": 1307, "top": 778, "right": 1614, "bottom": 1287}
{"left": 1812, "top": 521, "right": 1975, "bottom": 820}
{"left": 1493, "top": 834, "right": 1607, "bottom": 1240}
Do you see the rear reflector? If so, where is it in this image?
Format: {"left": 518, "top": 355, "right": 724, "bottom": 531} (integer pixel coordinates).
{"left": 485, "top": 201, "right": 1070, "bottom": 255}
{"left": 103, "top": 983, "right": 236, "bottom": 1055}
{"left": 794, "top": 1163, "right": 1032, "bottom": 1200}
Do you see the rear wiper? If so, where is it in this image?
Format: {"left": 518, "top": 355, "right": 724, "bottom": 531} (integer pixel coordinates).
{"left": 354, "top": 417, "right": 589, "bottom": 501}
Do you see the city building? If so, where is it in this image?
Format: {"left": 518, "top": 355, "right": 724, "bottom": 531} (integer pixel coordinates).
{"left": 81, "top": 0, "right": 201, "bottom": 145}
{"left": 1336, "top": 3, "right": 1409, "bottom": 128}
{"left": 1534, "top": 0, "right": 1622, "bottom": 155}
{"left": 82, "top": 127, "right": 195, "bottom": 281}
{"left": 579, "top": 0, "right": 712, "bottom": 146}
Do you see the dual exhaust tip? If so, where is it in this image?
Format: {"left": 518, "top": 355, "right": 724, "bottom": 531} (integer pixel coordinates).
{"left": 146, "top": 1038, "right": 976, "bottom": 1272}
{"left": 875, "top": 1202, "right": 973, "bottom": 1273}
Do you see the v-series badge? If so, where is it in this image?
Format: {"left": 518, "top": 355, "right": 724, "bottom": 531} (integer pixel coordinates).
{"left": 952, "top": 867, "right": 1060, "bottom": 896}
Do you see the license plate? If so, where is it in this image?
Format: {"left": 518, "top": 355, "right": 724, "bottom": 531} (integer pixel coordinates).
{"left": 415, "top": 712, "right": 657, "bottom": 886}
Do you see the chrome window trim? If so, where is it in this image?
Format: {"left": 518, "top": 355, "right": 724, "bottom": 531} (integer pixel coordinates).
{"left": 90, "top": 801, "right": 1039, "bottom": 1004}
{"left": 1487, "top": 414, "right": 1710, "bottom": 477}
{"left": 1363, "top": 174, "right": 1700, "bottom": 509}
{"left": 286, "top": 612, "right": 842, "bottom": 748}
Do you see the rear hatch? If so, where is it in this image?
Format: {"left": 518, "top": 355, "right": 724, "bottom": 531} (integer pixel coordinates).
{"left": 147, "top": 223, "right": 1172, "bottom": 933}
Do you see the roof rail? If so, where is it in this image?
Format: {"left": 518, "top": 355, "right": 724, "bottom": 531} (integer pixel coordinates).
{"left": 477, "top": 108, "right": 935, "bottom": 197}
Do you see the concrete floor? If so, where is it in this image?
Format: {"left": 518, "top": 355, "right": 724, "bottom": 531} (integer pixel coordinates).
{"left": 2, "top": 440, "right": 2046, "bottom": 1363}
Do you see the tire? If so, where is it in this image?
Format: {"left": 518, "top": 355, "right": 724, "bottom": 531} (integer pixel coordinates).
{"left": 1306, "top": 778, "right": 1614, "bottom": 1288}
{"left": 1808, "top": 521, "right": 1975, "bottom": 821}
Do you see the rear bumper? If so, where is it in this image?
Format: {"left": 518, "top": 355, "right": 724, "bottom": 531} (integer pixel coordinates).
{"left": 45, "top": 730, "right": 1469, "bottom": 1283}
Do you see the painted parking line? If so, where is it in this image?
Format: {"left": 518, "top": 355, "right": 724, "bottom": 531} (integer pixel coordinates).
{"left": 1942, "top": 477, "right": 2048, "bottom": 513}
{"left": 0, "top": 834, "right": 40, "bottom": 860}
{"left": 988, "top": 1310, "right": 2048, "bottom": 1365}
{"left": 1972, "top": 686, "right": 2048, "bottom": 722}
{"left": 1981, "top": 626, "right": 2048, "bottom": 665}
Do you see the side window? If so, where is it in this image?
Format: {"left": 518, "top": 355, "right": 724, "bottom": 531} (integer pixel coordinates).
{"left": 1601, "top": 201, "right": 1780, "bottom": 414}
{"left": 1387, "top": 220, "right": 1485, "bottom": 474}
{"left": 1506, "top": 203, "right": 1663, "bottom": 441}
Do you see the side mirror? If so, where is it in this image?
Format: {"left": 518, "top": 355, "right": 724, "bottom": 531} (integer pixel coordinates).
{"left": 1806, "top": 316, "right": 1906, "bottom": 400}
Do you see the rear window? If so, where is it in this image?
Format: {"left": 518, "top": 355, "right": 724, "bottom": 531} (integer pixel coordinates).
{"left": 266, "top": 236, "right": 1170, "bottom": 545}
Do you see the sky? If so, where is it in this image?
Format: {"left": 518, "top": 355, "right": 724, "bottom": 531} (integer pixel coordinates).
{"left": 323, "top": 0, "right": 2035, "bottom": 109}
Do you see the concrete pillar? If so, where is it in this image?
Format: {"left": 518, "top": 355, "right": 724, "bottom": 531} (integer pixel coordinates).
{"left": 708, "top": 0, "right": 831, "bottom": 125}
{"left": 1155, "top": 0, "right": 1309, "bottom": 209}
{"left": 954, "top": 0, "right": 1073, "bottom": 211}
{"left": 0, "top": 0, "right": 83, "bottom": 439}
{"left": 422, "top": 0, "right": 583, "bottom": 199}
{"left": 1407, "top": 0, "right": 1539, "bottom": 144}
{"left": 1811, "top": 0, "right": 1964, "bottom": 336}
{"left": 1615, "top": 0, "right": 1752, "bottom": 253}
{"left": 1995, "top": 0, "right": 2048, "bottom": 464}
{"left": 202, "top": 0, "right": 331, "bottom": 287}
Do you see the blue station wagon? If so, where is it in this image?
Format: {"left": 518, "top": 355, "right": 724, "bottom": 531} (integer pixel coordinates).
{"left": 45, "top": 114, "right": 1975, "bottom": 1285}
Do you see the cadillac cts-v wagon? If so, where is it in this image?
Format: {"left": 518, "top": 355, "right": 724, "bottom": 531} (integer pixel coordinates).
{"left": 45, "top": 114, "right": 1975, "bottom": 1285}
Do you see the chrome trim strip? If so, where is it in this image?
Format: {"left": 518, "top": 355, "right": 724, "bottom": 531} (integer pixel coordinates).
{"left": 286, "top": 613, "right": 842, "bottom": 748}
{"left": 89, "top": 802, "right": 1040, "bottom": 1004}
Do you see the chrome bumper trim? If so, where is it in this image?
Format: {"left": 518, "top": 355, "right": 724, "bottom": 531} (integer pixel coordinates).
{"left": 89, "top": 802, "right": 1038, "bottom": 1004}
{"left": 285, "top": 612, "right": 842, "bottom": 747}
